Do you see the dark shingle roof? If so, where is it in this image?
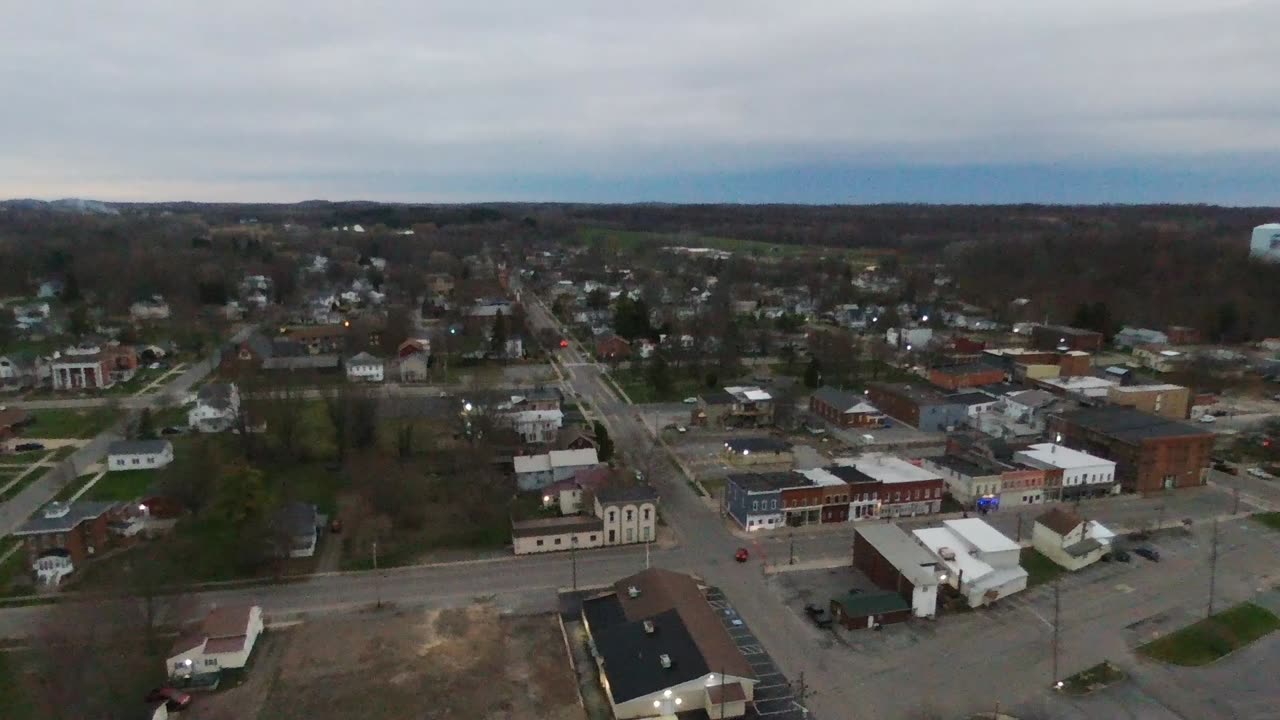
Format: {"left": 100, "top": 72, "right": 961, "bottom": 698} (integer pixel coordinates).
{"left": 1058, "top": 407, "right": 1211, "bottom": 442}
{"left": 591, "top": 607, "right": 708, "bottom": 702}
{"left": 824, "top": 465, "right": 880, "bottom": 485}
{"left": 271, "top": 501, "right": 318, "bottom": 538}
{"left": 511, "top": 515, "right": 602, "bottom": 538}
{"left": 811, "top": 386, "right": 862, "bottom": 412}
{"left": 724, "top": 437, "right": 792, "bottom": 454}
{"left": 701, "top": 389, "right": 737, "bottom": 405}
{"left": 13, "top": 501, "right": 116, "bottom": 535}
{"left": 1036, "top": 507, "right": 1085, "bottom": 536}
{"left": 833, "top": 590, "right": 912, "bottom": 617}
{"left": 108, "top": 439, "right": 171, "bottom": 456}
{"left": 595, "top": 484, "right": 659, "bottom": 504}
{"left": 197, "top": 383, "right": 234, "bottom": 410}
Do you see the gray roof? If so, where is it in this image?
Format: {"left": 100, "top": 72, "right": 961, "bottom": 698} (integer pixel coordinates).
{"left": 727, "top": 471, "right": 811, "bottom": 493}
{"left": 346, "top": 351, "right": 382, "bottom": 365}
{"left": 197, "top": 383, "right": 235, "bottom": 410}
{"left": 108, "top": 439, "right": 171, "bottom": 456}
{"left": 272, "top": 501, "right": 318, "bottom": 538}
{"left": 13, "top": 501, "right": 117, "bottom": 535}
{"left": 595, "top": 484, "right": 659, "bottom": 504}
{"left": 1058, "top": 407, "right": 1211, "bottom": 442}
{"left": 1064, "top": 538, "right": 1103, "bottom": 557}
{"left": 947, "top": 391, "right": 998, "bottom": 406}
{"left": 1008, "top": 389, "right": 1057, "bottom": 408}
{"left": 243, "top": 333, "right": 275, "bottom": 359}
{"left": 811, "top": 386, "right": 863, "bottom": 412}
{"left": 927, "top": 454, "right": 1004, "bottom": 478}
{"left": 700, "top": 389, "right": 737, "bottom": 405}
{"left": 856, "top": 524, "right": 943, "bottom": 587}
{"left": 262, "top": 354, "right": 340, "bottom": 370}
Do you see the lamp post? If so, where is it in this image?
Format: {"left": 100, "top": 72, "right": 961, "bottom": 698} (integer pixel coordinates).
{"left": 571, "top": 535, "right": 578, "bottom": 592}
{"left": 653, "top": 689, "right": 683, "bottom": 717}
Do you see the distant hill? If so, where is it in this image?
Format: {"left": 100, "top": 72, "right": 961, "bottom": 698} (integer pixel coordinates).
{"left": 0, "top": 198, "right": 120, "bottom": 215}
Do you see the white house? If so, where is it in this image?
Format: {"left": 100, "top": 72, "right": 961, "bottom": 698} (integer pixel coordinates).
{"left": 107, "top": 439, "right": 174, "bottom": 471}
{"left": 168, "top": 605, "right": 264, "bottom": 679}
{"left": 1013, "top": 443, "right": 1119, "bottom": 499}
{"left": 512, "top": 515, "right": 604, "bottom": 555}
{"left": 188, "top": 382, "right": 240, "bottom": 432}
{"left": 130, "top": 295, "right": 171, "bottom": 321}
{"left": 344, "top": 352, "right": 385, "bottom": 383}
{"left": 595, "top": 485, "right": 659, "bottom": 546}
{"left": 505, "top": 409, "right": 564, "bottom": 444}
{"left": 913, "top": 519, "right": 1027, "bottom": 607}
{"left": 514, "top": 448, "right": 601, "bottom": 491}
{"left": 1032, "top": 507, "right": 1115, "bottom": 571}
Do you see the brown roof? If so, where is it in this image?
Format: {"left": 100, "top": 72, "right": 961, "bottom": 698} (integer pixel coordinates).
{"left": 169, "top": 632, "right": 204, "bottom": 658}
{"left": 284, "top": 324, "right": 347, "bottom": 340}
{"left": 202, "top": 605, "right": 255, "bottom": 638}
{"left": 0, "top": 407, "right": 30, "bottom": 428}
{"left": 511, "top": 515, "right": 602, "bottom": 538}
{"left": 203, "top": 636, "right": 248, "bottom": 654}
{"left": 706, "top": 682, "right": 747, "bottom": 704}
{"left": 1036, "top": 507, "right": 1084, "bottom": 536}
{"left": 611, "top": 568, "right": 754, "bottom": 680}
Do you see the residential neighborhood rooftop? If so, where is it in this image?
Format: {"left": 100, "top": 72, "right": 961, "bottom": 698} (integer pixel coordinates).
{"left": 13, "top": 501, "right": 117, "bottom": 536}
{"left": 107, "top": 439, "right": 172, "bottom": 455}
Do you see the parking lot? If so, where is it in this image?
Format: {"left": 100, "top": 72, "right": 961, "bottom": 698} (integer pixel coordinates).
{"left": 705, "top": 585, "right": 811, "bottom": 719}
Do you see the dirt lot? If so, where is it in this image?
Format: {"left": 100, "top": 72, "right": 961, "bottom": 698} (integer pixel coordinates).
{"left": 192, "top": 606, "right": 584, "bottom": 720}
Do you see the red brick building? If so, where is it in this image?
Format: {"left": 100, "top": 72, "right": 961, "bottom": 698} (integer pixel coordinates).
{"left": 1049, "top": 407, "right": 1213, "bottom": 494}
{"left": 1057, "top": 351, "right": 1091, "bottom": 378}
{"left": 928, "top": 363, "right": 1005, "bottom": 391}
{"left": 1030, "top": 324, "right": 1104, "bottom": 352}
{"left": 1166, "top": 326, "right": 1201, "bottom": 345}
{"left": 594, "top": 335, "right": 632, "bottom": 361}
{"left": 13, "top": 501, "right": 121, "bottom": 583}
{"left": 809, "top": 387, "right": 885, "bottom": 428}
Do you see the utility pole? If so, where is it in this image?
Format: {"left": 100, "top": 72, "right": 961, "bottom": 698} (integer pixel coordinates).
{"left": 1051, "top": 577, "right": 1061, "bottom": 689}
{"left": 1233, "top": 487, "right": 1241, "bottom": 516}
{"left": 1207, "top": 518, "right": 1220, "bottom": 619}
{"left": 372, "top": 540, "right": 382, "bottom": 609}
{"left": 789, "top": 533, "right": 796, "bottom": 566}
{"left": 1016, "top": 513, "right": 1024, "bottom": 542}
{"left": 571, "top": 536, "right": 578, "bottom": 592}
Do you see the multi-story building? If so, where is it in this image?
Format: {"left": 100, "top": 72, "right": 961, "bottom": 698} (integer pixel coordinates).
{"left": 913, "top": 519, "right": 1028, "bottom": 607}
{"left": 1014, "top": 442, "right": 1119, "bottom": 499}
{"left": 865, "top": 382, "right": 967, "bottom": 432}
{"left": 808, "top": 387, "right": 886, "bottom": 428}
{"left": 724, "top": 472, "right": 791, "bottom": 532}
{"left": 13, "top": 501, "right": 121, "bottom": 586}
{"left": 595, "top": 485, "right": 659, "bottom": 546}
{"left": 1049, "top": 407, "right": 1213, "bottom": 494}
{"left": 853, "top": 523, "right": 945, "bottom": 619}
{"left": 1030, "top": 324, "right": 1104, "bottom": 352}
{"left": 1106, "top": 384, "right": 1190, "bottom": 420}
{"left": 833, "top": 453, "right": 943, "bottom": 518}
{"left": 693, "top": 386, "right": 774, "bottom": 428}
{"left": 928, "top": 363, "right": 1006, "bottom": 391}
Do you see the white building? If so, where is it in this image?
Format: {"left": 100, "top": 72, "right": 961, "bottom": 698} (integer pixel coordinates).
{"left": 913, "top": 519, "right": 1027, "bottom": 607}
{"left": 1032, "top": 507, "right": 1115, "bottom": 571}
{"left": 511, "top": 515, "right": 604, "bottom": 554}
{"left": 107, "top": 439, "right": 174, "bottom": 471}
{"left": 1037, "top": 375, "right": 1117, "bottom": 400}
{"left": 130, "top": 296, "right": 171, "bottom": 321}
{"left": 595, "top": 485, "right": 659, "bottom": 546}
{"left": 1014, "top": 443, "right": 1119, "bottom": 499}
{"left": 886, "top": 327, "right": 933, "bottom": 349}
{"left": 168, "top": 605, "right": 264, "bottom": 679}
{"left": 344, "top": 352, "right": 384, "bottom": 383}
{"left": 854, "top": 523, "right": 944, "bottom": 618}
{"left": 505, "top": 409, "right": 564, "bottom": 444}
{"left": 1250, "top": 223, "right": 1280, "bottom": 262}
{"left": 514, "top": 448, "right": 601, "bottom": 491}
{"left": 188, "top": 382, "right": 240, "bottom": 432}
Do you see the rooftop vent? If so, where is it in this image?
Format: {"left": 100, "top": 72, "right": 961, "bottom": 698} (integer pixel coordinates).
{"left": 42, "top": 501, "right": 71, "bottom": 520}
{"left": 659, "top": 653, "right": 672, "bottom": 669}
{"left": 643, "top": 620, "right": 655, "bottom": 634}
{"left": 938, "top": 547, "right": 956, "bottom": 561}
{"left": 627, "top": 585, "right": 641, "bottom": 598}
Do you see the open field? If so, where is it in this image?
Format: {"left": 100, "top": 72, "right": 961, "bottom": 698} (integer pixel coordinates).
{"left": 22, "top": 407, "right": 117, "bottom": 439}
{"left": 575, "top": 226, "right": 889, "bottom": 264}
{"left": 1138, "top": 602, "right": 1280, "bottom": 666}
{"left": 191, "top": 606, "right": 584, "bottom": 720}
{"left": 1020, "top": 547, "right": 1066, "bottom": 587}
{"left": 611, "top": 367, "right": 704, "bottom": 404}
{"left": 82, "top": 469, "right": 158, "bottom": 501}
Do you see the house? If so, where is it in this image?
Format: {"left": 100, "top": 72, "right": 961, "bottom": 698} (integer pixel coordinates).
{"left": 1049, "top": 407, "right": 1213, "bottom": 494}
{"left": 692, "top": 386, "right": 773, "bottom": 428}
{"left": 269, "top": 501, "right": 318, "bottom": 558}
{"left": 129, "top": 295, "right": 171, "bottom": 321}
{"left": 513, "top": 448, "right": 601, "bottom": 491}
{"left": 830, "top": 590, "right": 914, "bottom": 630}
{"left": 722, "top": 437, "right": 793, "bottom": 466}
{"left": 595, "top": 484, "right": 659, "bottom": 545}
{"left": 725, "top": 472, "right": 796, "bottom": 531}
{"left": 540, "top": 466, "right": 614, "bottom": 515}
{"left": 1133, "top": 345, "right": 1186, "bottom": 373}
{"left": 503, "top": 409, "right": 564, "bottom": 444}
{"left": 595, "top": 334, "right": 632, "bottom": 361}
{"left": 50, "top": 346, "right": 114, "bottom": 390}
{"left": 511, "top": 515, "right": 604, "bottom": 554}
{"left": 832, "top": 453, "right": 943, "bottom": 518}
{"left": 581, "top": 568, "right": 757, "bottom": 719}
{"left": 556, "top": 425, "right": 597, "bottom": 451}
{"left": 167, "top": 605, "right": 264, "bottom": 679}
{"left": 1106, "top": 384, "right": 1190, "bottom": 419}
{"left": 12, "top": 501, "right": 119, "bottom": 586}
{"left": 107, "top": 439, "right": 174, "bottom": 471}
{"left": 0, "top": 353, "right": 37, "bottom": 389}
{"left": 188, "top": 382, "right": 240, "bottom": 432}
{"left": 853, "top": 523, "right": 945, "bottom": 618}
{"left": 344, "top": 351, "right": 384, "bottom": 383}
{"left": 1030, "top": 324, "right": 1103, "bottom": 352}
{"left": 0, "top": 407, "right": 32, "bottom": 441}
{"left": 912, "top": 519, "right": 1028, "bottom": 607}
{"left": 395, "top": 338, "right": 431, "bottom": 382}
{"left": 928, "top": 363, "right": 1005, "bottom": 391}
{"left": 1015, "top": 442, "right": 1119, "bottom": 500}
{"left": 1032, "top": 508, "right": 1115, "bottom": 571}
{"left": 1113, "top": 327, "right": 1169, "bottom": 349}
{"left": 1002, "top": 389, "right": 1058, "bottom": 426}
{"left": 809, "top": 387, "right": 886, "bottom": 428}
{"left": 865, "top": 382, "right": 967, "bottom": 432}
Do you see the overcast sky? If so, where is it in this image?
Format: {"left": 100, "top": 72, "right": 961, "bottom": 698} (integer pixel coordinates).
{"left": 3, "top": 1, "right": 1278, "bottom": 204}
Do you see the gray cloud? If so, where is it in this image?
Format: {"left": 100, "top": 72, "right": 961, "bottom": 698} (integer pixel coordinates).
{"left": 1, "top": 0, "right": 1277, "bottom": 201}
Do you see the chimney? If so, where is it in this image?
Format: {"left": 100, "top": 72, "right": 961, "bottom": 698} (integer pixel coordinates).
{"left": 643, "top": 620, "right": 655, "bottom": 634}
{"left": 627, "top": 585, "right": 641, "bottom": 598}
{"left": 659, "top": 654, "right": 672, "bottom": 669}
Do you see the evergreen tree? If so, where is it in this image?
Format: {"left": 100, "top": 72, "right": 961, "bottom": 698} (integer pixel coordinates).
{"left": 804, "top": 357, "right": 822, "bottom": 389}
{"left": 646, "top": 352, "right": 673, "bottom": 396}
{"left": 593, "top": 421, "right": 614, "bottom": 462}
{"left": 490, "top": 310, "right": 508, "bottom": 356}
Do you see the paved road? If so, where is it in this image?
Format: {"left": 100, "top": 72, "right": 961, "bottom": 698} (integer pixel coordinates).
{"left": 0, "top": 326, "right": 255, "bottom": 537}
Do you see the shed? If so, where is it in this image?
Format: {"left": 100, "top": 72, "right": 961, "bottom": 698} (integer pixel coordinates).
{"left": 831, "top": 590, "right": 913, "bottom": 630}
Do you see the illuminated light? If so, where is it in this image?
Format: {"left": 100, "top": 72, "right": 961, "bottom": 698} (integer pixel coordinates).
{"left": 675, "top": 698, "right": 683, "bottom": 706}
{"left": 664, "top": 690, "right": 672, "bottom": 699}
{"left": 921, "top": 315, "right": 929, "bottom": 322}
{"left": 654, "top": 701, "right": 661, "bottom": 708}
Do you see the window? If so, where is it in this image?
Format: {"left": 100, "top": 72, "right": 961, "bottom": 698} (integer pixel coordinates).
{"left": 205, "top": 659, "right": 217, "bottom": 667}
{"left": 589, "top": 535, "right": 597, "bottom": 542}
{"left": 643, "top": 508, "right": 650, "bottom": 521}
{"left": 752, "top": 500, "right": 759, "bottom": 511}
{"left": 132, "top": 458, "right": 140, "bottom": 466}
{"left": 608, "top": 530, "right": 616, "bottom": 542}
{"left": 625, "top": 510, "right": 633, "bottom": 522}
{"left": 626, "top": 528, "right": 634, "bottom": 542}
{"left": 893, "top": 492, "right": 900, "bottom": 502}
{"left": 536, "top": 539, "right": 544, "bottom": 546}
{"left": 608, "top": 511, "right": 616, "bottom": 522}
{"left": 771, "top": 499, "right": 777, "bottom": 510}
{"left": 554, "top": 537, "right": 561, "bottom": 545}
{"left": 644, "top": 527, "right": 652, "bottom": 541}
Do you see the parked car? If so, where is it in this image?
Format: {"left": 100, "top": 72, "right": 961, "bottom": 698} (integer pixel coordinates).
{"left": 1133, "top": 547, "right": 1160, "bottom": 562}
{"left": 676, "top": 425, "right": 688, "bottom": 434}
{"left": 682, "top": 397, "right": 698, "bottom": 404}
{"left": 734, "top": 547, "right": 749, "bottom": 563}
{"left": 803, "top": 603, "right": 833, "bottom": 628}
{"left": 13, "top": 442, "right": 45, "bottom": 452}
{"left": 1247, "top": 467, "right": 1276, "bottom": 480}
{"left": 1199, "top": 414, "right": 1217, "bottom": 423}
{"left": 1213, "top": 461, "right": 1239, "bottom": 475}
{"left": 145, "top": 688, "right": 192, "bottom": 711}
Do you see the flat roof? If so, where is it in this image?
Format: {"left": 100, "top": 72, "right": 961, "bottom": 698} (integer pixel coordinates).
{"left": 727, "top": 471, "right": 809, "bottom": 493}
{"left": 913, "top": 527, "right": 993, "bottom": 582}
{"left": 855, "top": 524, "right": 942, "bottom": 587}
{"left": 797, "top": 468, "right": 848, "bottom": 487}
{"left": 724, "top": 437, "right": 792, "bottom": 454}
{"left": 942, "top": 518, "right": 1020, "bottom": 553}
{"left": 511, "top": 515, "right": 602, "bottom": 538}
{"left": 1016, "top": 443, "right": 1113, "bottom": 470}
{"left": 948, "top": 391, "right": 998, "bottom": 406}
{"left": 867, "top": 382, "right": 949, "bottom": 405}
{"left": 926, "top": 454, "right": 1003, "bottom": 478}
{"left": 932, "top": 363, "right": 1002, "bottom": 377}
{"left": 1057, "top": 406, "right": 1212, "bottom": 442}
{"left": 1109, "top": 384, "right": 1186, "bottom": 393}
{"left": 834, "top": 453, "right": 942, "bottom": 485}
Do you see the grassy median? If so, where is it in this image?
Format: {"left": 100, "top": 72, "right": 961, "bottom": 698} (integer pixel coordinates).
{"left": 1139, "top": 603, "right": 1280, "bottom": 666}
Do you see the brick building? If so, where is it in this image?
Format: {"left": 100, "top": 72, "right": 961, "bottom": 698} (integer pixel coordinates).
{"left": 1106, "top": 384, "right": 1190, "bottom": 420}
{"left": 833, "top": 454, "right": 943, "bottom": 517}
{"left": 1030, "top": 324, "right": 1104, "bottom": 352}
{"left": 865, "top": 382, "right": 967, "bottom": 432}
{"left": 927, "top": 363, "right": 1006, "bottom": 391}
{"left": 1049, "top": 407, "right": 1213, "bottom": 494}
{"left": 809, "top": 387, "right": 885, "bottom": 428}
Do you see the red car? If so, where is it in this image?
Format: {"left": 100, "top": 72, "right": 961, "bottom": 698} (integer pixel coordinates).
{"left": 734, "top": 547, "right": 749, "bottom": 563}
{"left": 559, "top": 339, "right": 569, "bottom": 348}
{"left": 146, "top": 688, "right": 192, "bottom": 711}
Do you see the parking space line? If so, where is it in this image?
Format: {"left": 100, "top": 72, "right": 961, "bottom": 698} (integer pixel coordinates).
{"left": 739, "top": 644, "right": 764, "bottom": 654}
{"left": 755, "top": 683, "right": 788, "bottom": 691}
{"left": 756, "top": 671, "right": 783, "bottom": 680}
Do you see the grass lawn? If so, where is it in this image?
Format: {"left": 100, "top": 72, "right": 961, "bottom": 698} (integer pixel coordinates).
{"left": 1061, "top": 661, "right": 1125, "bottom": 695}
{"left": 82, "top": 469, "right": 159, "bottom": 501}
{"left": 0, "top": 652, "right": 41, "bottom": 720}
{"left": 1138, "top": 603, "right": 1280, "bottom": 666}
{"left": 0, "top": 545, "right": 33, "bottom": 597}
{"left": 1021, "top": 548, "right": 1066, "bottom": 587}
{"left": 611, "top": 368, "right": 706, "bottom": 404}
{"left": 24, "top": 407, "right": 117, "bottom": 439}
{"left": 1251, "top": 512, "right": 1280, "bottom": 531}
{"left": 0, "top": 473, "right": 42, "bottom": 503}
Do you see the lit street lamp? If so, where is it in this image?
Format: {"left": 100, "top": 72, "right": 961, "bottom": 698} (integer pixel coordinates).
{"left": 653, "top": 689, "right": 683, "bottom": 716}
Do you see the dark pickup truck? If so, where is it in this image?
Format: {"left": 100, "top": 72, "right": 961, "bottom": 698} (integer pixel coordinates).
{"left": 804, "top": 603, "right": 833, "bottom": 629}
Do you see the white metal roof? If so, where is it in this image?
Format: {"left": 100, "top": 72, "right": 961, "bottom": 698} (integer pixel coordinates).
{"left": 1110, "top": 384, "right": 1184, "bottom": 393}
{"left": 913, "top": 527, "right": 992, "bottom": 581}
{"left": 834, "top": 453, "right": 942, "bottom": 484}
{"left": 549, "top": 448, "right": 599, "bottom": 467}
{"left": 798, "top": 468, "right": 847, "bottom": 487}
{"left": 513, "top": 455, "right": 552, "bottom": 474}
{"left": 855, "top": 524, "right": 942, "bottom": 586}
{"left": 942, "top": 518, "right": 1020, "bottom": 554}
{"left": 1016, "top": 443, "right": 1114, "bottom": 471}
{"left": 743, "top": 389, "right": 772, "bottom": 401}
